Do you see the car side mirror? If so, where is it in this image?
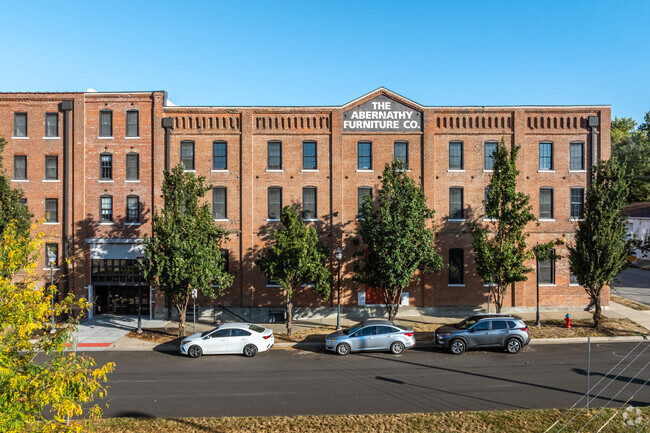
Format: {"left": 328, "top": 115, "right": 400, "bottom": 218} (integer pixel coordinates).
{"left": 350, "top": 333, "right": 358, "bottom": 338}
{"left": 203, "top": 336, "right": 210, "bottom": 340}
{"left": 469, "top": 328, "right": 476, "bottom": 333}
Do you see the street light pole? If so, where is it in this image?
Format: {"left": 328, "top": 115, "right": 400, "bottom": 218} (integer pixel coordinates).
{"left": 535, "top": 252, "right": 541, "bottom": 327}
{"left": 50, "top": 260, "right": 55, "bottom": 333}
{"left": 136, "top": 255, "right": 144, "bottom": 334}
{"left": 335, "top": 247, "right": 342, "bottom": 330}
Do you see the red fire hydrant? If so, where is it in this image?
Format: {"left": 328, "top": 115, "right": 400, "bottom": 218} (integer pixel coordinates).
{"left": 565, "top": 313, "right": 572, "bottom": 328}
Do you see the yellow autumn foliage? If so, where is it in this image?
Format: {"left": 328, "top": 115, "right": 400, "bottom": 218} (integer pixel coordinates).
{"left": 0, "top": 220, "right": 115, "bottom": 432}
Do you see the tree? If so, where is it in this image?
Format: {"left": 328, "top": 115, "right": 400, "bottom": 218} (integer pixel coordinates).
{"left": 469, "top": 140, "right": 536, "bottom": 313}
{"left": 0, "top": 220, "right": 114, "bottom": 432}
{"left": 255, "top": 206, "right": 331, "bottom": 336}
{"left": 569, "top": 159, "right": 630, "bottom": 328}
{"left": 611, "top": 116, "right": 650, "bottom": 202}
{"left": 141, "top": 165, "right": 233, "bottom": 337}
{"left": 0, "top": 137, "right": 32, "bottom": 236}
{"left": 354, "top": 160, "right": 443, "bottom": 321}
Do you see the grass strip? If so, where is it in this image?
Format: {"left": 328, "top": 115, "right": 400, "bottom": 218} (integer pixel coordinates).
{"left": 92, "top": 408, "right": 650, "bottom": 432}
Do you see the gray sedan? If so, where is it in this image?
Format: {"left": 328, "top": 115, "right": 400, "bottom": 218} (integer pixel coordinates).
{"left": 325, "top": 320, "right": 415, "bottom": 355}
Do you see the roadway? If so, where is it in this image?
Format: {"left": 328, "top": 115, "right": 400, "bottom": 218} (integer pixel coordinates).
{"left": 88, "top": 342, "right": 650, "bottom": 418}
{"left": 612, "top": 267, "right": 650, "bottom": 306}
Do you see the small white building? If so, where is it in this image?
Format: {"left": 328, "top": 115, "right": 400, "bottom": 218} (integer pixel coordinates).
{"left": 624, "top": 202, "right": 650, "bottom": 259}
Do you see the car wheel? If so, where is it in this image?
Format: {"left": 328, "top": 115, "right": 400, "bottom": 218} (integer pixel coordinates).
{"left": 390, "top": 341, "right": 405, "bottom": 355}
{"left": 187, "top": 345, "right": 202, "bottom": 358}
{"left": 336, "top": 343, "right": 351, "bottom": 356}
{"left": 449, "top": 339, "right": 466, "bottom": 355}
{"left": 506, "top": 338, "right": 522, "bottom": 354}
{"left": 243, "top": 344, "right": 258, "bottom": 357}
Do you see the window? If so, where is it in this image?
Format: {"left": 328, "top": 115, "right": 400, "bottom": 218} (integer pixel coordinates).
{"left": 358, "top": 141, "right": 372, "bottom": 170}
{"left": 267, "top": 141, "right": 282, "bottom": 170}
{"left": 100, "top": 196, "right": 113, "bottom": 222}
{"left": 449, "top": 248, "right": 464, "bottom": 284}
{"left": 539, "top": 142, "right": 553, "bottom": 170}
{"left": 303, "top": 141, "right": 317, "bottom": 170}
{"left": 484, "top": 141, "right": 497, "bottom": 170}
{"left": 539, "top": 188, "right": 554, "bottom": 219}
{"left": 180, "top": 141, "right": 195, "bottom": 170}
{"left": 570, "top": 271, "right": 578, "bottom": 285}
{"left": 126, "top": 153, "right": 139, "bottom": 180}
{"left": 570, "top": 188, "right": 585, "bottom": 219}
{"left": 19, "top": 198, "right": 27, "bottom": 206}
{"left": 45, "top": 198, "right": 58, "bottom": 222}
{"left": 126, "top": 110, "right": 139, "bottom": 137}
{"left": 45, "top": 243, "right": 58, "bottom": 267}
{"left": 14, "top": 113, "right": 27, "bottom": 137}
{"left": 213, "top": 141, "right": 227, "bottom": 170}
{"left": 100, "top": 153, "right": 113, "bottom": 180}
{"left": 268, "top": 187, "right": 282, "bottom": 219}
{"left": 449, "top": 141, "right": 463, "bottom": 170}
{"left": 45, "top": 113, "right": 58, "bottom": 137}
{"left": 13, "top": 155, "right": 27, "bottom": 180}
{"left": 484, "top": 187, "right": 492, "bottom": 215}
{"left": 45, "top": 156, "right": 58, "bottom": 180}
{"left": 99, "top": 110, "right": 113, "bottom": 137}
{"left": 358, "top": 187, "right": 372, "bottom": 218}
{"left": 473, "top": 321, "right": 490, "bottom": 331}
{"left": 491, "top": 320, "right": 508, "bottom": 330}
{"left": 302, "top": 187, "right": 317, "bottom": 219}
{"left": 570, "top": 142, "right": 584, "bottom": 171}
{"left": 125, "top": 196, "right": 139, "bottom": 223}
{"left": 212, "top": 187, "right": 227, "bottom": 219}
{"left": 221, "top": 249, "right": 229, "bottom": 273}
{"left": 394, "top": 141, "right": 408, "bottom": 168}
{"left": 449, "top": 187, "right": 464, "bottom": 219}
{"left": 537, "top": 249, "right": 555, "bottom": 284}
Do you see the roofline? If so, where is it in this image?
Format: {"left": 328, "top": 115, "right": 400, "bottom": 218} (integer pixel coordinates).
{"left": 163, "top": 104, "right": 611, "bottom": 109}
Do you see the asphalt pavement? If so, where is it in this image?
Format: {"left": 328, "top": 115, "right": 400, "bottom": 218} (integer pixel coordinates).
{"left": 88, "top": 342, "right": 650, "bottom": 418}
{"left": 612, "top": 267, "right": 650, "bottom": 306}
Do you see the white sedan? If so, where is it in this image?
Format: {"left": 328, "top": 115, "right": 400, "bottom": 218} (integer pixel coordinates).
{"left": 180, "top": 322, "right": 274, "bottom": 358}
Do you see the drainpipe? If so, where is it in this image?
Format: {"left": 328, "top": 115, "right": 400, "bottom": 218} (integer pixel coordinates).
{"left": 60, "top": 100, "right": 73, "bottom": 296}
{"left": 588, "top": 116, "right": 599, "bottom": 184}
{"left": 162, "top": 117, "right": 174, "bottom": 171}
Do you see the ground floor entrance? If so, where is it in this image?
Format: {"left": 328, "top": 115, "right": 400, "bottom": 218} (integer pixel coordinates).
{"left": 91, "top": 258, "right": 149, "bottom": 315}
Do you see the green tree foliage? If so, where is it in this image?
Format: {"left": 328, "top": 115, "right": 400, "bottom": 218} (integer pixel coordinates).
{"left": 0, "top": 137, "right": 33, "bottom": 236}
{"left": 141, "top": 165, "right": 233, "bottom": 337}
{"left": 611, "top": 115, "right": 650, "bottom": 202}
{"left": 569, "top": 159, "right": 630, "bottom": 328}
{"left": 255, "top": 206, "right": 331, "bottom": 336}
{"left": 354, "top": 161, "right": 443, "bottom": 321}
{"left": 469, "top": 140, "right": 536, "bottom": 313}
{"left": 0, "top": 221, "right": 114, "bottom": 432}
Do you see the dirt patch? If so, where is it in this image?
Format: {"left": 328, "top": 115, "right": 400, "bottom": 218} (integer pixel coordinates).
{"left": 126, "top": 326, "right": 186, "bottom": 348}
{"left": 529, "top": 318, "right": 647, "bottom": 338}
{"left": 611, "top": 295, "right": 650, "bottom": 311}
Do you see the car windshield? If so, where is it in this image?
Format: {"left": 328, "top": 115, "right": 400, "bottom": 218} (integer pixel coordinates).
{"left": 249, "top": 324, "right": 265, "bottom": 333}
{"left": 343, "top": 322, "right": 364, "bottom": 335}
{"left": 201, "top": 327, "right": 220, "bottom": 337}
{"left": 455, "top": 318, "right": 478, "bottom": 330}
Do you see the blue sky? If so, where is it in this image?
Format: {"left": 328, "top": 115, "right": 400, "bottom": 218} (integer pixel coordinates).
{"left": 2, "top": 1, "right": 649, "bottom": 123}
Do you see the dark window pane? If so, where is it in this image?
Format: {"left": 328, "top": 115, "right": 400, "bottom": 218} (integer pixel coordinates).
{"left": 449, "top": 187, "right": 464, "bottom": 219}
{"left": 570, "top": 272, "right": 578, "bottom": 285}
{"left": 303, "top": 187, "right": 316, "bottom": 219}
{"left": 449, "top": 142, "right": 463, "bottom": 169}
{"left": 268, "top": 141, "right": 282, "bottom": 170}
{"left": 570, "top": 142, "right": 584, "bottom": 170}
{"left": 358, "top": 142, "right": 372, "bottom": 170}
{"left": 358, "top": 187, "right": 372, "bottom": 218}
{"left": 14, "top": 155, "right": 27, "bottom": 180}
{"left": 491, "top": 320, "right": 508, "bottom": 330}
{"left": 126, "top": 153, "right": 139, "bottom": 180}
{"left": 213, "top": 141, "right": 227, "bottom": 170}
{"left": 126, "top": 196, "right": 139, "bottom": 223}
{"left": 126, "top": 111, "right": 139, "bottom": 137}
{"left": 100, "top": 154, "right": 112, "bottom": 180}
{"left": 538, "top": 250, "right": 555, "bottom": 284}
{"left": 100, "top": 196, "right": 113, "bottom": 222}
{"left": 99, "top": 111, "right": 112, "bottom": 137}
{"left": 45, "top": 156, "right": 58, "bottom": 180}
{"left": 539, "top": 142, "right": 553, "bottom": 170}
{"left": 213, "top": 187, "right": 227, "bottom": 219}
{"left": 394, "top": 141, "right": 408, "bottom": 168}
{"left": 484, "top": 141, "right": 497, "bottom": 170}
{"left": 46, "top": 243, "right": 58, "bottom": 266}
{"left": 181, "top": 142, "right": 194, "bottom": 170}
{"left": 45, "top": 113, "right": 58, "bottom": 137}
{"left": 303, "top": 141, "right": 317, "bottom": 169}
{"left": 45, "top": 198, "right": 58, "bottom": 222}
{"left": 14, "top": 113, "right": 27, "bottom": 137}
{"left": 268, "top": 187, "right": 282, "bottom": 219}
{"left": 449, "top": 248, "right": 464, "bottom": 284}
{"left": 570, "top": 188, "right": 584, "bottom": 219}
{"left": 539, "top": 188, "right": 553, "bottom": 219}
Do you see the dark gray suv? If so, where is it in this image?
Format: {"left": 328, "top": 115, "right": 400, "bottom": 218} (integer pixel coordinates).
{"left": 434, "top": 314, "right": 530, "bottom": 355}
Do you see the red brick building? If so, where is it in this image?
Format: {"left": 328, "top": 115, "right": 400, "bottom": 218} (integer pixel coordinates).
{"left": 0, "top": 88, "right": 610, "bottom": 319}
